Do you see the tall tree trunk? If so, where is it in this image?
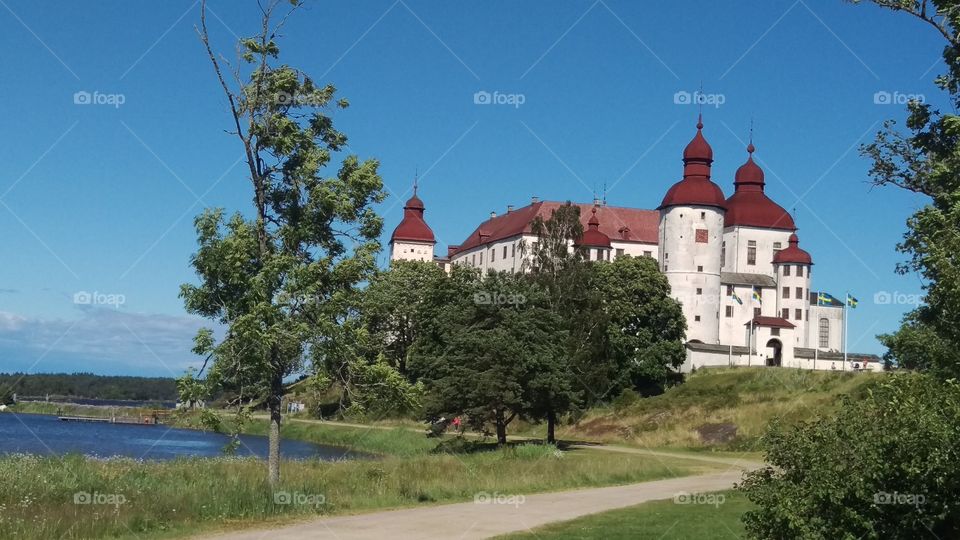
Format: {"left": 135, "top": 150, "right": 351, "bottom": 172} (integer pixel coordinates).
{"left": 496, "top": 409, "right": 507, "bottom": 446}
{"left": 267, "top": 370, "right": 283, "bottom": 486}
{"left": 547, "top": 408, "right": 557, "bottom": 444}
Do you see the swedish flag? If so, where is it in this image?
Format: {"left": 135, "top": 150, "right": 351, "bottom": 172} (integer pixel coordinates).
{"left": 817, "top": 292, "right": 836, "bottom": 306}
{"left": 847, "top": 294, "right": 858, "bottom": 309}
{"left": 752, "top": 288, "right": 762, "bottom": 304}
{"left": 732, "top": 292, "right": 743, "bottom": 305}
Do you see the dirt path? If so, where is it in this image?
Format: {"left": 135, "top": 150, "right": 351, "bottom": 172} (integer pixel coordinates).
{"left": 195, "top": 468, "right": 752, "bottom": 540}
{"left": 196, "top": 418, "right": 762, "bottom": 540}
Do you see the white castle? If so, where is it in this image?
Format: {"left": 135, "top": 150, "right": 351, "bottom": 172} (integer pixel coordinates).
{"left": 389, "top": 117, "right": 880, "bottom": 372}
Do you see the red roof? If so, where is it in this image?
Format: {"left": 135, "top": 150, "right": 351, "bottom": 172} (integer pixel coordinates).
{"left": 452, "top": 201, "right": 657, "bottom": 255}
{"left": 659, "top": 117, "right": 727, "bottom": 210}
{"left": 576, "top": 207, "right": 612, "bottom": 248}
{"left": 747, "top": 316, "right": 795, "bottom": 329}
{"left": 391, "top": 193, "right": 436, "bottom": 244}
{"left": 724, "top": 144, "right": 796, "bottom": 231}
{"left": 772, "top": 233, "right": 813, "bottom": 265}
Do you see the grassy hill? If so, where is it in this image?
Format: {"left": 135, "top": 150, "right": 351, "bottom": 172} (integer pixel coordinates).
{"left": 557, "top": 367, "right": 886, "bottom": 450}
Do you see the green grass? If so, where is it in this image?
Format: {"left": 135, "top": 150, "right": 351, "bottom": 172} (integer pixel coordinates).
{"left": 0, "top": 439, "right": 721, "bottom": 540}
{"left": 497, "top": 490, "right": 752, "bottom": 539}
{"left": 562, "top": 367, "right": 886, "bottom": 450}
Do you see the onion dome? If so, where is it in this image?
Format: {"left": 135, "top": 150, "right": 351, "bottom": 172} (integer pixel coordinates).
{"left": 724, "top": 142, "right": 796, "bottom": 230}
{"left": 577, "top": 207, "right": 612, "bottom": 248}
{"left": 390, "top": 187, "right": 436, "bottom": 243}
{"left": 659, "top": 115, "right": 727, "bottom": 210}
{"left": 772, "top": 233, "right": 813, "bottom": 265}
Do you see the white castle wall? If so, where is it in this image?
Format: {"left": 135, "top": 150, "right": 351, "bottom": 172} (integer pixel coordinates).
{"left": 659, "top": 205, "right": 725, "bottom": 344}
{"left": 391, "top": 240, "right": 435, "bottom": 262}
{"left": 722, "top": 226, "right": 794, "bottom": 275}
{"left": 774, "top": 262, "right": 812, "bottom": 347}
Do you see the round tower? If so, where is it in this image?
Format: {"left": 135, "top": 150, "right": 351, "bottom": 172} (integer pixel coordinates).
{"left": 658, "top": 116, "right": 727, "bottom": 344}
{"left": 390, "top": 183, "right": 436, "bottom": 263}
{"left": 772, "top": 233, "right": 813, "bottom": 347}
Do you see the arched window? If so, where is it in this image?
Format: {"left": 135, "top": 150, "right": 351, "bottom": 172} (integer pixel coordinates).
{"left": 819, "top": 318, "right": 830, "bottom": 348}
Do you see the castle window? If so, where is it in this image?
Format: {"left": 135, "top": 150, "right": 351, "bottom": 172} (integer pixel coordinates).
{"left": 771, "top": 328, "right": 780, "bottom": 336}
{"left": 797, "top": 266, "right": 804, "bottom": 277}
{"left": 796, "top": 287, "right": 803, "bottom": 299}
{"left": 747, "top": 241, "right": 757, "bottom": 265}
{"left": 616, "top": 248, "right": 624, "bottom": 258}
{"left": 700, "top": 211, "right": 706, "bottom": 219}
{"left": 503, "top": 246, "right": 507, "bottom": 259}
{"left": 795, "top": 308, "right": 802, "bottom": 320}
{"left": 472, "top": 254, "right": 476, "bottom": 266}
{"left": 696, "top": 288, "right": 702, "bottom": 295}
{"left": 819, "top": 318, "right": 830, "bottom": 348}
{"left": 695, "top": 229, "right": 708, "bottom": 243}
{"left": 721, "top": 241, "right": 726, "bottom": 266}
{"left": 782, "top": 287, "right": 790, "bottom": 299}
{"left": 664, "top": 265, "right": 668, "bottom": 271}
{"left": 643, "top": 251, "right": 652, "bottom": 257}
{"left": 664, "top": 253, "right": 669, "bottom": 259}
{"left": 725, "top": 306, "right": 733, "bottom": 317}
{"left": 697, "top": 265, "right": 703, "bottom": 272}
{"left": 480, "top": 252, "right": 483, "bottom": 264}
{"left": 726, "top": 285, "right": 734, "bottom": 296}
{"left": 784, "top": 265, "right": 791, "bottom": 277}
{"left": 773, "top": 242, "right": 782, "bottom": 254}
{"left": 694, "top": 315, "right": 701, "bottom": 322}
{"left": 781, "top": 308, "right": 789, "bottom": 319}
{"left": 754, "top": 307, "right": 761, "bottom": 317}
{"left": 511, "top": 244, "right": 515, "bottom": 257}
{"left": 490, "top": 249, "right": 495, "bottom": 262}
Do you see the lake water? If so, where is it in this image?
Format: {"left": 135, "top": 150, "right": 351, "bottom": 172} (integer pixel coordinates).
{"left": 0, "top": 413, "right": 361, "bottom": 461}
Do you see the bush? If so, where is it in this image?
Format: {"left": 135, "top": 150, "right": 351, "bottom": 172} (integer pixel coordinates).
{"left": 739, "top": 373, "right": 960, "bottom": 539}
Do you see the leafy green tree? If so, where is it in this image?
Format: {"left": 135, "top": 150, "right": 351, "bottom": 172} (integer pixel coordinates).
{"left": 411, "top": 268, "right": 563, "bottom": 444}
{"left": 850, "top": 0, "right": 960, "bottom": 378}
{"left": 524, "top": 202, "right": 601, "bottom": 442}
{"left": 181, "top": 0, "right": 385, "bottom": 485}
{"left": 739, "top": 374, "right": 960, "bottom": 539}
{"left": 362, "top": 260, "right": 447, "bottom": 375}
{"left": 594, "top": 255, "right": 686, "bottom": 390}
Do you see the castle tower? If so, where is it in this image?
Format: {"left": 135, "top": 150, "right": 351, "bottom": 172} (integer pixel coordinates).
{"left": 658, "top": 116, "right": 727, "bottom": 343}
{"left": 390, "top": 181, "right": 436, "bottom": 262}
{"left": 722, "top": 142, "right": 796, "bottom": 274}
{"left": 575, "top": 206, "right": 612, "bottom": 261}
{"left": 772, "top": 233, "right": 813, "bottom": 347}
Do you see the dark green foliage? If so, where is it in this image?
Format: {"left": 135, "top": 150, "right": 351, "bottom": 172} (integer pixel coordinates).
{"left": 411, "top": 268, "right": 565, "bottom": 444}
{"left": 739, "top": 374, "right": 960, "bottom": 539}
{"left": 851, "top": 1, "right": 960, "bottom": 378}
{"left": 0, "top": 372, "right": 177, "bottom": 401}
{"left": 594, "top": 255, "right": 686, "bottom": 389}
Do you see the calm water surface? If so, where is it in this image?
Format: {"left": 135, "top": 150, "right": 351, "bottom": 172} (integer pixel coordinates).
{"left": 0, "top": 412, "right": 361, "bottom": 461}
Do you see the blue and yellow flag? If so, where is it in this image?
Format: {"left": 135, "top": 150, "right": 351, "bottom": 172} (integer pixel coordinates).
{"left": 752, "top": 288, "right": 762, "bottom": 304}
{"left": 817, "top": 292, "right": 836, "bottom": 306}
{"left": 847, "top": 294, "right": 858, "bottom": 309}
{"left": 732, "top": 292, "right": 743, "bottom": 305}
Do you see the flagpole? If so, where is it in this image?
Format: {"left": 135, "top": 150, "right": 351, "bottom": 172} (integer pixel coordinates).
{"left": 843, "top": 291, "right": 848, "bottom": 370}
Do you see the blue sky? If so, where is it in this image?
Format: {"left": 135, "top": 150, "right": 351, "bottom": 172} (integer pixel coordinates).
{"left": 0, "top": 0, "right": 941, "bottom": 376}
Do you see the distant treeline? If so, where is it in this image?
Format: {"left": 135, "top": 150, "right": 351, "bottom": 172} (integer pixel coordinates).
{"left": 0, "top": 372, "right": 178, "bottom": 402}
